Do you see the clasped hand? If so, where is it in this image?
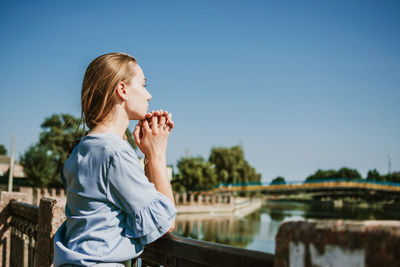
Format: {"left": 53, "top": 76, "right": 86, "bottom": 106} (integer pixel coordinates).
{"left": 133, "top": 110, "right": 174, "bottom": 159}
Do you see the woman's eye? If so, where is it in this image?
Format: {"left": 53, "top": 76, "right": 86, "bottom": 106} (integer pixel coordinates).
{"left": 143, "top": 83, "right": 148, "bottom": 88}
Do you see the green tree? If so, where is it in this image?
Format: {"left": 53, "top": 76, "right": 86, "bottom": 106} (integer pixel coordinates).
{"left": 173, "top": 156, "right": 217, "bottom": 193}
{"left": 208, "top": 145, "right": 261, "bottom": 185}
{"left": 0, "top": 144, "right": 7, "bottom": 155}
{"left": 20, "top": 145, "right": 57, "bottom": 187}
{"left": 306, "top": 167, "right": 361, "bottom": 182}
{"left": 382, "top": 171, "right": 400, "bottom": 183}
{"left": 366, "top": 169, "right": 380, "bottom": 180}
{"left": 124, "top": 128, "right": 137, "bottom": 150}
{"left": 336, "top": 167, "right": 361, "bottom": 179}
{"left": 21, "top": 114, "right": 85, "bottom": 187}
{"left": 271, "top": 176, "right": 286, "bottom": 185}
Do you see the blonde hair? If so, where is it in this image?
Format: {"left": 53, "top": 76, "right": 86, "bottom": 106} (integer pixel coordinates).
{"left": 81, "top": 52, "right": 137, "bottom": 130}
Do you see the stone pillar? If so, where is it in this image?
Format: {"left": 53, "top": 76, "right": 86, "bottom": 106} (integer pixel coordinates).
{"left": 19, "top": 186, "right": 33, "bottom": 204}
{"left": 205, "top": 195, "right": 210, "bottom": 205}
{"left": 182, "top": 193, "right": 187, "bottom": 205}
{"left": 43, "top": 188, "right": 48, "bottom": 197}
{"left": 60, "top": 189, "right": 65, "bottom": 198}
{"left": 197, "top": 195, "right": 202, "bottom": 205}
{"left": 35, "top": 197, "right": 66, "bottom": 267}
{"left": 218, "top": 195, "right": 223, "bottom": 205}
{"left": 190, "top": 194, "right": 195, "bottom": 205}
{"left": 230, "top": 195, "right": 235, "bottom": 206}
{"left": 275, "top": 220, "right": 400, "bottom": 267}
{"left": 35, "top": 188, "right": 42, "bottom": 206}
{"left": 51, "top": 188, "right": 57, "bottom": 197}
{"left": 174, "top": 193, "right": 180, "bottom": 205}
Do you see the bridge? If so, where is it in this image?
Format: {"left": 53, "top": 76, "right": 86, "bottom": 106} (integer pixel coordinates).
{"left": 200, "top": 179, "right": 400, "bottom": 202}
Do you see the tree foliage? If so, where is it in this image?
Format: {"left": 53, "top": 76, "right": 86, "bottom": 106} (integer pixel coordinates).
{"left": 20, "top": 145, "right": 57, "bottom": 187}
{"left": 21, "top": 114, "right": 85, "bottom": 187}
{"left": 367, "top": 170, "right": 400, "bottom": 183}
{"left": 366, "top": 169, "right": 380, "bottom": 180}
{"left": 172, "top": 156, "right": 217, "bottom": 192}
{"left": 125, "top": 128, "right": 138, "bottom": 150}
{"left": 383, "top": 172, "right": 400, "bottom": 183}
{"left": 0, "top": 144, "right": 7, "bottom": 155}
{"left": 271, "top": 176, "right": 286, "bottom": 185}
{"left": 208, "top": 145, "right": 261, "bottom": 185}
{"left": 306, "top": 167, "right": 361, "bottom": 182}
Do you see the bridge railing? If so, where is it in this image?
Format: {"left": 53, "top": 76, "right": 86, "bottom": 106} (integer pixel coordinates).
{"left": 207, "top": 178, "right": 400, "bottom": 193}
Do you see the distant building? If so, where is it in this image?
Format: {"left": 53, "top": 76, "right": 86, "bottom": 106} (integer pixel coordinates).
{"left": 0, "top": 156, "right": 26, "bottom": 177}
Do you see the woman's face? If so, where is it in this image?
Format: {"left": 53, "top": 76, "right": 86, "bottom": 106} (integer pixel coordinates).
{"left": 124, "top": 64, "right": 152, "bottom": 120}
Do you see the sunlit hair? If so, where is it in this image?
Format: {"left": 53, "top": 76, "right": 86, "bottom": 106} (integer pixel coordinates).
{"left": 80, "top": 52, "right": 137, "bottom": 130}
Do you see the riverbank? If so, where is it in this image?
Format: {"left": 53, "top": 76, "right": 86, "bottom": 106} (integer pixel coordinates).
{"left": 176, "top": 197, "right": 262, "bottom": 217}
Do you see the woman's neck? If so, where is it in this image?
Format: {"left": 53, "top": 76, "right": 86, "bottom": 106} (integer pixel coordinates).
{"left": 88, "top": 109, "right": 129, "bottom": 138}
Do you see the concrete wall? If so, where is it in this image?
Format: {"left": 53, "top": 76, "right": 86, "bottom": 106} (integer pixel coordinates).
{"left": 275, "top": 220, "right": 400, "bottom": 267}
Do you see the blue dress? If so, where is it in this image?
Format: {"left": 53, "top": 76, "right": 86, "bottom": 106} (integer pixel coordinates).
{"left": 53, "top": 132, "right": 177, "bottom": 266}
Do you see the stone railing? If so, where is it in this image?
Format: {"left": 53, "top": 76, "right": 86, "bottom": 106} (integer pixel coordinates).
{"left": 2, "top": 190, "right": 400, "bottom": 267}
{"left": 17, "top": 187, "right": 233, "bottom": 207}
{"left": 274, "top": 220, "right": 400, "bottom": 267}
{"left": 0, "top": 191, "right": 65, "bottom": 267}
{"left": 0, "top": 192, "right": 272, "bottom": 267}
{"left": 174, "top": 192, "right": 234, "bottom": 206}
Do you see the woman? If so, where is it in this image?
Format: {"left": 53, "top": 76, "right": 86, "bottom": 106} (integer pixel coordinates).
{"left": 54, "top": 52, "right": 177, "bottom": 266}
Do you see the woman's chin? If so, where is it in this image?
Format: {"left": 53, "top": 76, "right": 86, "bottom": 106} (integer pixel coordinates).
{"left": 131, "top": 113, "right": 146, "bottom": 120}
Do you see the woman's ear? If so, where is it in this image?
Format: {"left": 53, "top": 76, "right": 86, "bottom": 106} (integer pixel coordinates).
{"left": 116, "top": 82, "right": 128, "bottom": 100}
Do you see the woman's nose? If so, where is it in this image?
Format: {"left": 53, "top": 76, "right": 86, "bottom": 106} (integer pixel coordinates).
{"left": 147, "top": 92, "right": 152, "bottom": 101}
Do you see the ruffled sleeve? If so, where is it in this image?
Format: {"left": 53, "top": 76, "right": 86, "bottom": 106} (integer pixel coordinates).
{"left": 125, "top": 191, "right": 177, "bottom": 245}
{"left": 106, "top": 148, "right": 177, "bottom": 245}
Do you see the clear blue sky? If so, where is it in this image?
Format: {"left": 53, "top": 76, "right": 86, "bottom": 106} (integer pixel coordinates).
{"left": 1, "top": 1, "right": 399, "bottom": 182}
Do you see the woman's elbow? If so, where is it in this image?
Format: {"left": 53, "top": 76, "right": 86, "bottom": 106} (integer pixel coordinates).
{"left": 165, "top": 221, "right": 175, "bottom": 235}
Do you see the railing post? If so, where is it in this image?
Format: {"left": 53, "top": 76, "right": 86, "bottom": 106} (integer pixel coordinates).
{"left": 19, "top": 186, "right": 33, "bottom": 205}
{"left": 190, "top": 194, "right": 195, "bottom": 205}
{"left": 35, "top": 197, "right": 66, "bottom": 267}
{"left": 51, "top": 188, "right": 57, "bottom": 197}
{"left": 43, "top": 188, "right": 48, "bottom": 198}
{"left": 35, "top": 188, "right": 41, "bottom": 206}
{"left": 174, "top": 193, "right": 180, "bottom": 205}
{"left": 59, "top": 189, "right": 65, "bottom": 198}
{"left": 182, "top": 193, "right": 187, "bottom": 205}
{"left": 218, "top": 195, "right": 222, "bottom": 204}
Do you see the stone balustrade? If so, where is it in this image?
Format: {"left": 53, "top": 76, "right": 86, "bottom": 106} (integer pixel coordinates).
{"left": 274, "top": 220, "right": 400, "bottom": 267}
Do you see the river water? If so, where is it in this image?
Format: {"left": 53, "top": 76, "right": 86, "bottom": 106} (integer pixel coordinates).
{"left": 173, "top": 200, "right": 400, "bottom": 254}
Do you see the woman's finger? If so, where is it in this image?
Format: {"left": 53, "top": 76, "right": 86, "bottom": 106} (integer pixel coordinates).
{"left": 159, "top": 114, "right": 166, "bottom": 126}
{"left": 168, "top": 121, "right": 174, "bottom": 131}
{"left": 142, "top": 120, "right": 151, "bottom": 133}
{"left": 133, "top": 125, "right": 141, "bottom": 145}
{"left": 163, "top": 111, "right": 169, "bottom": 122}
{"left": 151, "top": 114, "right": 158, "bottom": 130}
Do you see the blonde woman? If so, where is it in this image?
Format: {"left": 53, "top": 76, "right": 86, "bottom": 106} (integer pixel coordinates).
{"left": 54, "top": 53, "right": 177, "bottom": 266}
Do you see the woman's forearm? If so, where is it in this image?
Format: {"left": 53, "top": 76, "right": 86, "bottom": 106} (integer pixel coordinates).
{"left": 147, "top": 155, "right": 175, "bottom": 207}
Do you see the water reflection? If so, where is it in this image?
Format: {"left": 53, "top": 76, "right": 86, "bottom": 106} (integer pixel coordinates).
{"left": 174, "top": 212, "right": 261, "bottom": 249}
{"left": 173, "top": 200, "right": 400, "bottom": 254}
